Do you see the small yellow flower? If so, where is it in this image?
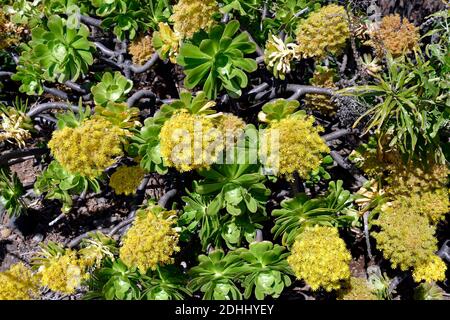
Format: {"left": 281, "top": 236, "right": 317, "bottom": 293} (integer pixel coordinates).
{"left": 0, "top": 263, "right": 39, "bottom": 300}
{"left": 288, "top": 226, "right": 351, "bottom": 292}
{"left": 296, "top": 4, "right": 350, "bottom": 59}
{"left": 171, "top": 0, "right": 218, "bottom": 39}
{"left": 259, "top": 115, "right": 329, "bottom": 180}
{"left": 120, "top": 206, "right": 180, "bottom": 273}
{"left": 48, "top": 118, "right": 125, "bottom": 178}
{"left": 160, "top": 111, "right": 223, "bottom": 172}
{"left": 339, "top": 277, "right": 378, "bottom": 300}
{"left": 373, "top": 199, "right": 438, "bottom": 271}
{"left": 36, "top": 249, "right": 88, "bottom": 294}
{"left": 413, "top": 256, "right": 447, "bottom": 283}
{"left": 109, "top": 165, "right": 145, "bottom": 196}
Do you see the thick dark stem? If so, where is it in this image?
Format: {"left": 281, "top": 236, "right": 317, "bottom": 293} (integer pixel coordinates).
{"left": 322, "top": 128, "right": 357, "bottom": 141}
{"left": 127, "top": 89, "right": 156, "bottom": 107}
{"left": 286, "top": 84, "right": 334, "bottom": 100}
{"left": 43, "top": 86, "right": 69, "bottom": 100}
{"left": 80, "top": 15, "right": 102, "bottom": 28}
{"left": 158, "top": 189, "right": 177, "bottom": 209}
{"left": 27, "top": 103, "right": 80, "bottom": 118}
{"left": 129, "top": 53, "right": 159, "bottom": 74}
{"left": 0, "top": 71, "right": 14, "bottom": 77}
{"left": 94, "top": 42, "right": 116, "bottom": 57}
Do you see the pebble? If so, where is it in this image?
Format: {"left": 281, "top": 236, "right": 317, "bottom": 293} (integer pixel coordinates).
{"left": 0, "top": 228, "right": 12, "bottom": 239}
{"left": 32, "top": 233, "right": 44, "bottom": 242}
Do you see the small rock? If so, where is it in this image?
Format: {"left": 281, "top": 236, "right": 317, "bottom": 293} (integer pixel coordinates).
{"left": 0, "top": 228, "right": 12, "bottom": 239}
{"left": 32, "top": 233, "right": 44, "bottom": 242}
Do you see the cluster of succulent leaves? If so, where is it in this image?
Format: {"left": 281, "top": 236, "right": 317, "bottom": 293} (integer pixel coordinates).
{"left": 178, "top": 20, "right": 258, "bottom": 99}
{"left": 180, "top": 161, "right": 270, "bottom": 250}
{"left": 0, "top": 167, "right": 26, "bottom": 217}
{"left": 0, "top": 0, "right": 449, "bottom": 302}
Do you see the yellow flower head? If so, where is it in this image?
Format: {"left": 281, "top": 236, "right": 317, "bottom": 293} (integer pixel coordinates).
{"left": 287, "top": 226, "right": 351, "bottom": 292}
{"left": 339, "top": 277, "right": 378, "bottom": 300}
{"left": 129, "top": 34, "right": 154, "bottom": 65}
{"left": 296, "top": 4, "right": 350, "bottom": 59}
{"left": 171, "top": 0, "right": 218, "bottom": 39}
{"left": 373, "top": 200, "right": 438, "bottom": 271}
{"left": 370, "top": 14, "right": 419, "bottom": 57}
{"left": 0, "top": 263, "right": 39, "bottom": 300}
{"left": 36, "top": 249, "right": 88, "bottom": 294}
{"left": 109, "top": 165, "right": 145, "bottom": 196}
{"left": 119, "top": 206, "right": 180, "bottom": 273}
{"left": 48, "top": 118, "right": 125, "bottom": 178}
{"left": 160, "top": 111, "right": 223, "bottom": 172}
{"left": 259, "top": 115, "right": 329, "bottom": 180}
{"left": 413, "top": 255, "right": 447, "bottom": 284}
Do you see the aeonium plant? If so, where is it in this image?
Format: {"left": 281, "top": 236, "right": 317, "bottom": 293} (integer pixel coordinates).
{"left": 272, "top": 180, "right": 358, "bottom": 247}
{"left": 18, "top": 15, "right": 95, "bottom": 83}
{"left": 177, "top": 20, "right": 258, "bottom": 99}
{"left": 91, "top": 72, "right": 133, "bottom": 107}
{"left": 235, "top": 241, "right": 293, "bottom": 300}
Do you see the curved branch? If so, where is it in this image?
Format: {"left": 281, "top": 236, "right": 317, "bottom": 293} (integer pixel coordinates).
{"left": 65, "top": 81, "right": 88, "bottom": 94}
{"left": 80, "top": 15, "right": 102, "bottom": 28}
{"left": 129, "top": 53, "right": 159, "bottom": 74}
{"left": 27, "top": 102, "right": 80, "bottom": 118}
{"left": 66, "top": 228, "right": 110, "bottom": 249}
{"left": 43, "top": 86, "right": 69, "bottom": 100}
{"left": 94, "top": 42, "right": 116, "bottom": 57}
{"left": 322, "top": 128, "right": 357, "bottom": 141}
{"left": 0, "top": 148, "right": 48, "bottom": 166}
{"left": 127, "top": 89, "right": 156, "bottom": 107}
{"left": 286, "top": 84, "right": 334, "bottom": 101}
{"left": 157, "top": 189, "right": 177, "bottom": 209}
{"left": 0, "top": 71, "right": 14, "bottom": 77}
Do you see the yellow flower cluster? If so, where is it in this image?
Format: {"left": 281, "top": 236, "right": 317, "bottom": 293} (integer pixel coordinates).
{"left": 259, "top": 115, "right": 329, "bottom": 180}
{"left": 370, "top": 14, "right": 419, "bottom": 57}
{"left": 287, "top": 226, "right": 351, "bottom": 292}
{"left": 153, "top": 22, "right": 180, "bottom": 64}
{"left": 386, "top": 164, "right": 448, "bottom": 196}
{"left": 296, "top": 4, "right": 350, "bottom": 59}
{"left": 171, "top": 0, "right": 218, "bottom": 39}
{"left": 217, "top": 113, "right": 246, "bottom": 142}
{"left": 339, "top": 277, "right": 378, "bottom": 300}
{"left": 373, "top": 200, "right": 438, "bottom": 271}
{"left": 304, "top": 67, "right": 337, "bottom": 116}
{"left": 119, "top": 207, "right": 180, "bottom": 273}
{"left": 387, "top": 165, "right": 449, "bottom": 224}
{"left": 264, "top": 35, "right": 299, "bottom": 80}
{"left": 48, "top": 118, "right": 125, "bottom": 178}
{"left": 36, "top": 250, "right": 88, "bottom": 294}
{"left": 0, "top": 107, "right": 33, "bottom": 148}
{"left": 401, "top": 190, "right": 449, "bottom": 225}
{"left": 0, "top": 263, "right": 39, "bottom": 300}
{"left": 413, "top": 255, "right": 447, "bottom": 284}
{"left": 129, "top": 34, "right": 154, "bottom": 65}
{"left": 109, "top": 165, "right": 145, "bottom": 196}
{"left": 160, "top": 111, "right": 223, "bottom": 172}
